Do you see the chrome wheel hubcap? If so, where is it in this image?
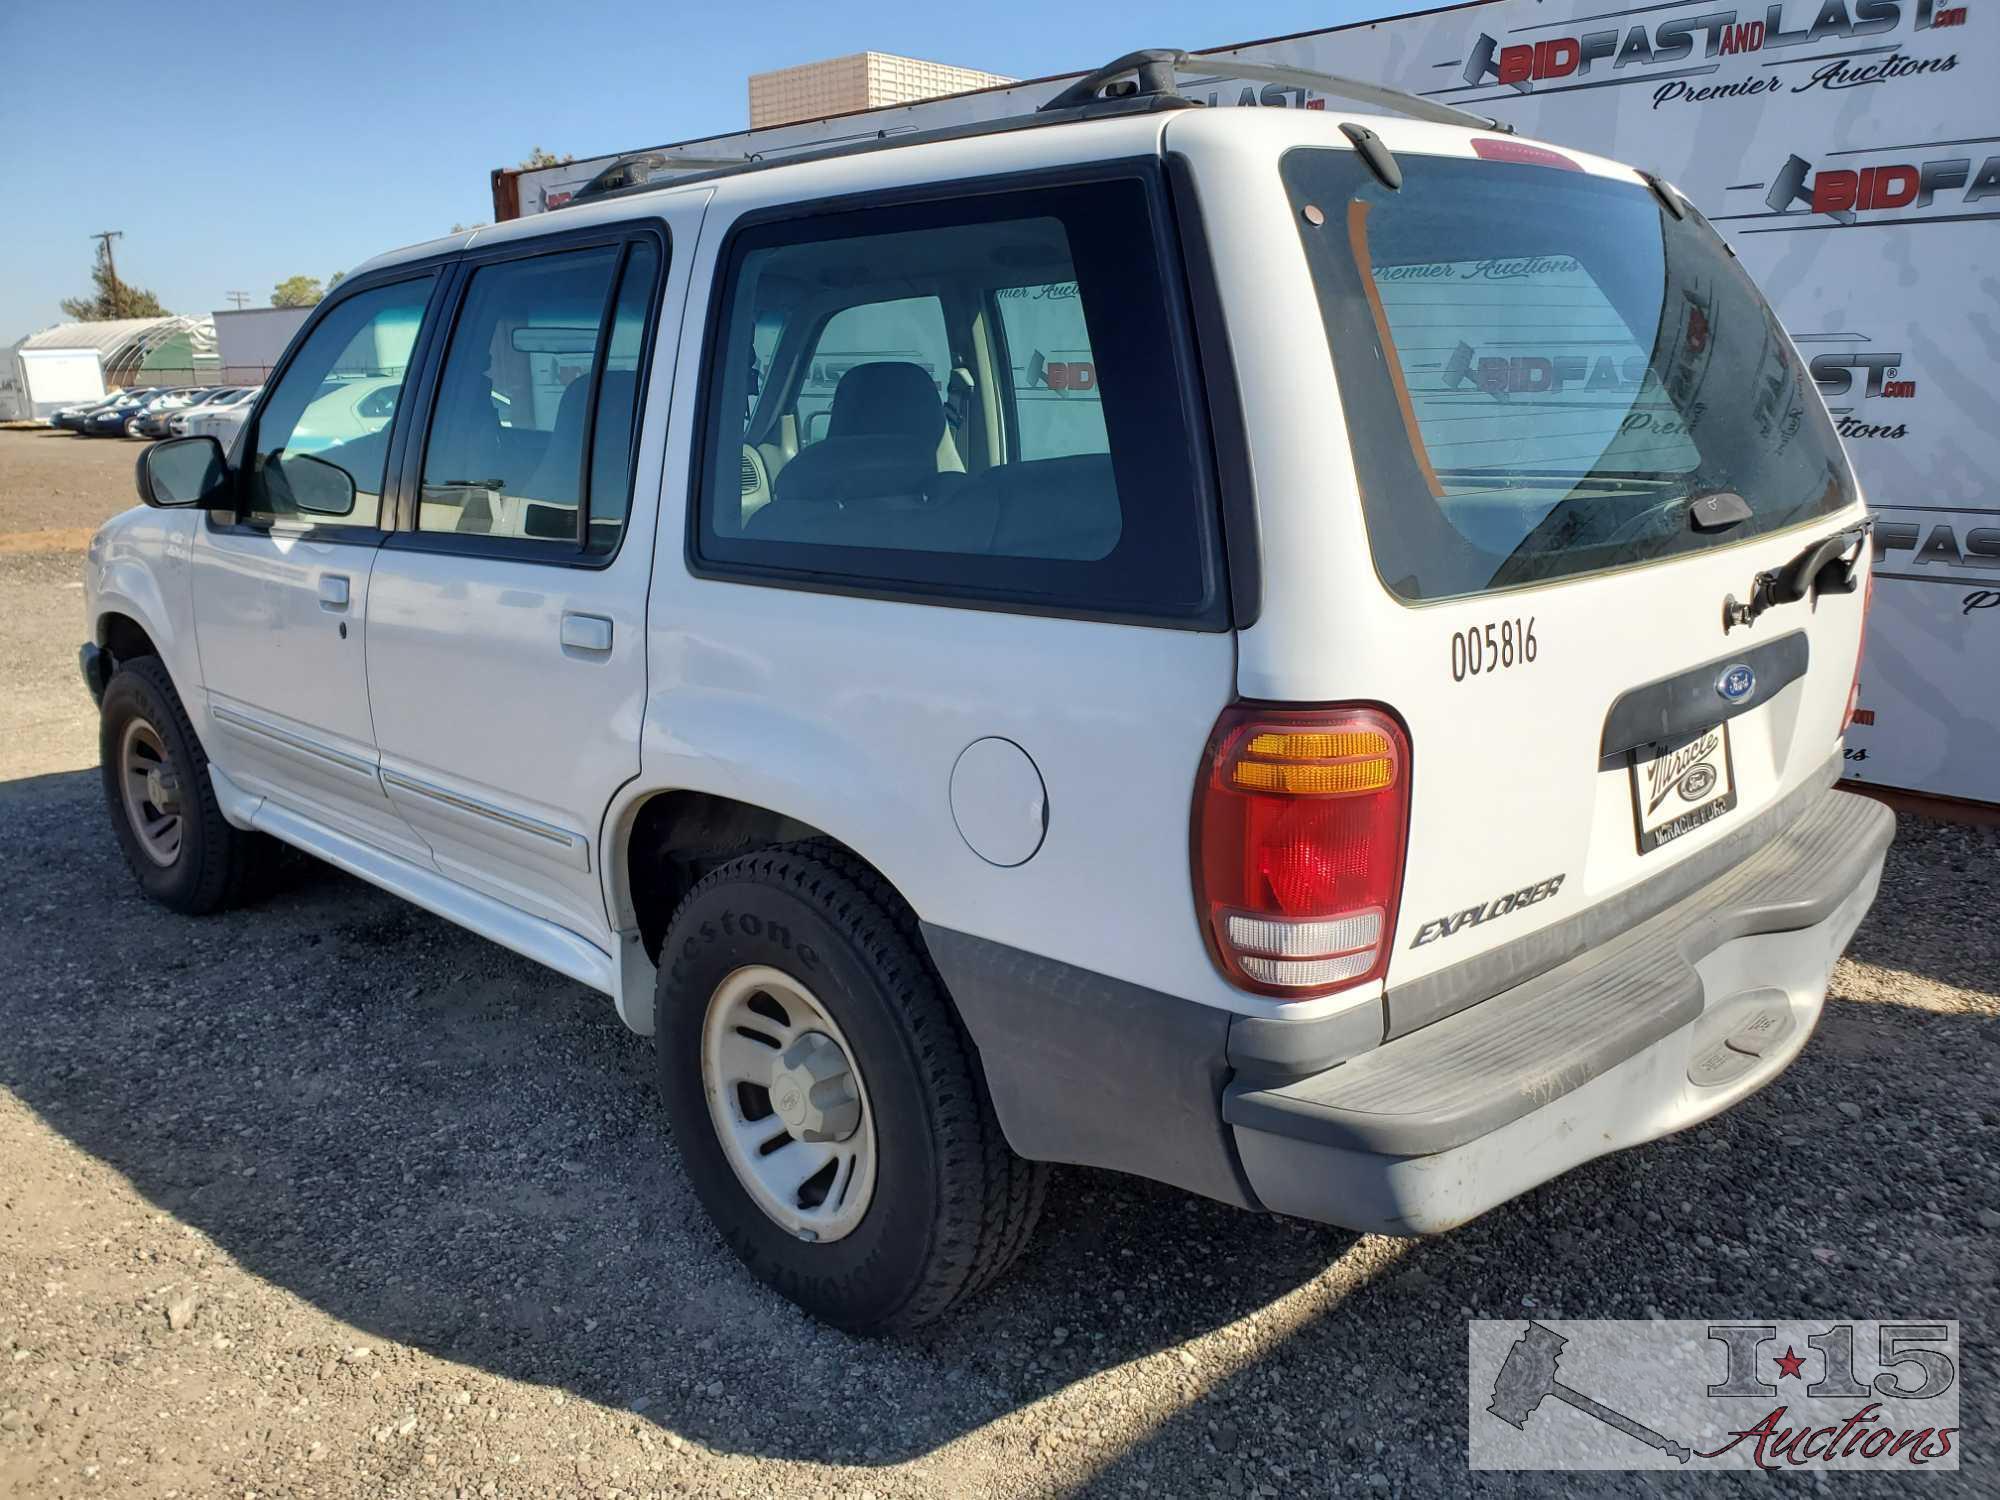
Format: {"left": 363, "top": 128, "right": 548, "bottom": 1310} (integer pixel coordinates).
{"left": 700, "top": 965, "right": 877, "bottom": 1242}
{"left": 118, "top": 717, "right": 183, "bottom": 867}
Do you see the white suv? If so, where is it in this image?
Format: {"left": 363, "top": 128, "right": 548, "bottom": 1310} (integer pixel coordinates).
{"left": 82, "top": 53, "right": 1889, "bottom": 1331}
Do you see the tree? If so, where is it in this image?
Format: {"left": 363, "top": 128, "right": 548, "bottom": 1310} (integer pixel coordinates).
{"left": 517, "top": 146, "right": 572, "bottom": 168}
{"left": 271, "top": 275, "right": 324, "bottom": 308}
{"left": 60, "top": 242, "right": 167, "bottom": 321}
{"left": 327, "top": 270, "right": 345, "bottom": 290}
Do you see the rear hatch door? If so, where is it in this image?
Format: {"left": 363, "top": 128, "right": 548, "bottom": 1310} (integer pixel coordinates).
{"left": 1275, "top": 141, "right": 1872, "bottom": 1032}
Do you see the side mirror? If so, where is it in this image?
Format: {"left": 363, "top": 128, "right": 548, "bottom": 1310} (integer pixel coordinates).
{"left": 284, "top": 453, "right": 359, "bottom": 517}
{"left": 136, "top": 435, "right": 229, "bottom": 508}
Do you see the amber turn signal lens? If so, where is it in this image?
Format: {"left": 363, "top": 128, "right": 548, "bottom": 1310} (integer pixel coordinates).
{"left": 1243, "top": 730, "right": 1388, "bottom": 761}
{"left": 1230, "top": 758, "right": 1393, "bottom": 795}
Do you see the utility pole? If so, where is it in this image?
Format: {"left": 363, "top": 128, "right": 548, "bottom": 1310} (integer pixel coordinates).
{"left": 91, "top": 230, "right": 125, "bottom": 319}
{"left": 225, "top": 291, "right": 251, "bottom": 310}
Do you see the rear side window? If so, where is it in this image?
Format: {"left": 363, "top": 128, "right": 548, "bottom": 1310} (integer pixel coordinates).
{"left": 1283, "top": 149, "right": 1855, "bottom": 602}
{"left": 692, "top": 175, "right": 1221, "bottom": 625}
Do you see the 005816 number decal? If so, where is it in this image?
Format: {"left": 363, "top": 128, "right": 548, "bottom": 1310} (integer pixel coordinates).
{"left": 1451, "top": 617, "right": 1537, "bottom": 682}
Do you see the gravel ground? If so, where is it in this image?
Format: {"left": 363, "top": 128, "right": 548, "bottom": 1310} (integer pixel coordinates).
{"left": 1, "top": 428, "right": 1995, "bottom": 1498}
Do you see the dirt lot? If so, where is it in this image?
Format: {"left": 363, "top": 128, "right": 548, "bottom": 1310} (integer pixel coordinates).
{"left": 1, "top": 426, "right": 1995, "bottom": 1498}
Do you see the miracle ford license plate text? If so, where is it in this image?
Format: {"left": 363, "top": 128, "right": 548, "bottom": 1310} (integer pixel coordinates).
{"left": 1631, "top": 723, "right": 1737, "bottom": 853}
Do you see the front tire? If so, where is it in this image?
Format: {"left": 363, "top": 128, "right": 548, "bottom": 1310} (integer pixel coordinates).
{"left": 99, "top": 655, "right": 258, "bottom": 914}
{"left": 655, "top": 845, "right": 1045, "bottom": 1332}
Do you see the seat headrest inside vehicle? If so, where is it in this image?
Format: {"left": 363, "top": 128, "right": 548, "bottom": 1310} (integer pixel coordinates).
{"left": 829, "top": 361, "right": 944, "bottom": 446}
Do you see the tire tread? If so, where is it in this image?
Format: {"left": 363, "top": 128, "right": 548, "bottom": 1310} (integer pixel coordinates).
{"left": 100, "top": 655, "right": 260, "bottom": 914}
{"left": 659, "top": 841, "right": 1044, "bottom": 1330}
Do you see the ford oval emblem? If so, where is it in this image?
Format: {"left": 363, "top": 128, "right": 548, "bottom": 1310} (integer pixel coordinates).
{"left": 1717, "top": 664, "right": 1756, "bottom": 703}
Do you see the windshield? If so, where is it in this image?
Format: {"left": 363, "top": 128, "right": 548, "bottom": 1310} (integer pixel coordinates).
{"left": 1283, "top": 148, "right": 1854, "bottom": 602}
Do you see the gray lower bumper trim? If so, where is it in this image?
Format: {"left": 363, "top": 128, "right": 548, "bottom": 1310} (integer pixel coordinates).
{"left": 1385, "top": 750, "right": 1842, "bottom": 1039}
{"left": 921, "top": 924, "right": 1261, "bottom": 1211}
{"left": 1225, "top": 784, "right": 1893, "bottom": 1159}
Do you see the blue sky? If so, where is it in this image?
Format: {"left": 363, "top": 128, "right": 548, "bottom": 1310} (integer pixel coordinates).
{"left": 2, "top": 1, "right": 1394, "bottom": 340}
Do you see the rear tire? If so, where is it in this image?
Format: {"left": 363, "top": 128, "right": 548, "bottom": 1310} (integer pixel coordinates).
{"left": 99, "top": 655, "right": 260, "bottom": 914}
{"left": 655, "top": 844, "right": 1045, "bottom": 1332}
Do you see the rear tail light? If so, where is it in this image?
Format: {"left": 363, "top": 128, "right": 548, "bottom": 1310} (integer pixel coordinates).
{"left": 1192, "top": 704, "right": 1411, "bottom": 1000}
{"left": 1841, "top": 569, "right": 1876, "bottom": 735}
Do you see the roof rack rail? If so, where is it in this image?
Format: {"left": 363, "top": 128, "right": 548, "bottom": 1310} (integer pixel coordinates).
{"left": 563, "top": 89, "right": 1184, "bottom": 210}
{"left": 1040, "top": 48, "right": 1517, "bottom": 134}
{"left": 562, "top": 45, "right": 1515, "bottom": 212}
{"left": 574, "top": 149, "right": 758, "bottom": 201}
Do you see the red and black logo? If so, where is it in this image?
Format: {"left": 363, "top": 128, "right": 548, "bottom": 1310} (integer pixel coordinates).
{"left": 1710, "top": 144, "right": 2000, "bottom": 236}
{"left": 1764, "top": 151, "right": 2000, "bottom": 223}
{"left": 1440, "top": 0, "right": 1965, "bottom": 109}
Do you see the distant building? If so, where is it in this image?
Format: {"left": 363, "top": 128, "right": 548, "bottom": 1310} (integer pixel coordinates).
{"left": 213, "top": 306, "right": 312, "bottom": 385}
{"left": 6, "top": 315, "right": 215, "bottom": 388}
{"left": 749, "top": 52, "right": 1014, "bottom": 129}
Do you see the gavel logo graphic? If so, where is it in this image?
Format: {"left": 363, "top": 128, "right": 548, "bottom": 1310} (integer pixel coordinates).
{"left": 1488, "top": 1322, "right": 1693, "bottom": 1464}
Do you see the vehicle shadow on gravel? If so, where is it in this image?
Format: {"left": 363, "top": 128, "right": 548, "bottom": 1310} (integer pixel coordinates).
{"left": 5, "top": 769, "right": 1995, "bottom": 1487}
{"left": 0, "top": 767, "right": 1345, "bottom": 1470}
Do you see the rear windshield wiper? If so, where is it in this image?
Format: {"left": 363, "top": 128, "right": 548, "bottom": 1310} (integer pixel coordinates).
{"left": 1723, "top": 518, "right": 1872, "bottom": 632}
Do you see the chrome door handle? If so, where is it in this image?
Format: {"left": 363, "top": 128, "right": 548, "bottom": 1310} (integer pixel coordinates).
{"left": 318, "top": 574, "right": 350, "bottom": 610}
{"left": 561, "top": 612, "right": 613, "bottom": 652}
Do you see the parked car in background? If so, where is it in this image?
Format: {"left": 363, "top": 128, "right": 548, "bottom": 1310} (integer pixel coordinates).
{"left": 131, "top": 388, "right": 230, "bottom": 439}
{"left": 136, "top": 388, "right": 241, "bottom": 440}
{"left": 168, "top": 395, "right": 224, "bottom": 438}
{"left": 179, "top": 386, "right": 260, "bottom": 446}
{"left": 81, "top": 389, "right": 165, "bottom": 436}
{"left": 52, "top": 394, "right": 124, "bottom": 431}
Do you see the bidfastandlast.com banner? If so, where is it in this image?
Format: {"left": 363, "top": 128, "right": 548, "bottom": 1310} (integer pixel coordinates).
{"left": 505, "top": 0, "right": 1999, "bottom": 804}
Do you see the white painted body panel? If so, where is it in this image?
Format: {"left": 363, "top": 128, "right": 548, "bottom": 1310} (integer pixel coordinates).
{"left": 86, "top": 506, "right": 202, "bottom": 690}
{"left": 188, "top": 524, "right": 431, "bottom": 865}
{"left": 638, "top": 578, "right": 1239, "bottom": 1005}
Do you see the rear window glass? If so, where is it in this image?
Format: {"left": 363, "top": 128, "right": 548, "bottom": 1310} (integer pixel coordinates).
{"left": 1283, "top": 149, "right": 1855, "bottom": 602}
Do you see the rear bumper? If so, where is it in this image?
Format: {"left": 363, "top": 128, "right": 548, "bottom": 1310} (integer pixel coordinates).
{"left": 1224, "top": 784, "right": 1894, "bottom": 1233}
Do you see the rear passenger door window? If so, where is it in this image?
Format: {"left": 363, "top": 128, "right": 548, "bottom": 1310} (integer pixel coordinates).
{"left": 417, "top": 237, "right": 660, "bottom": 556}
{"left": 693, "top": 174, "right": 1221, "bottom": 625}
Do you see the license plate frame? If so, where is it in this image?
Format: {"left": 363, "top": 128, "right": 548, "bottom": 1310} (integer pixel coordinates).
{"left": 1629, "top": 721, "right": 1738, "bottom": 854}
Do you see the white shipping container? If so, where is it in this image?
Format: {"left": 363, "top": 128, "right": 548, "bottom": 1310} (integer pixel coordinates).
{"left": 3, "top": 348, "right": 105, "bottom": 421}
